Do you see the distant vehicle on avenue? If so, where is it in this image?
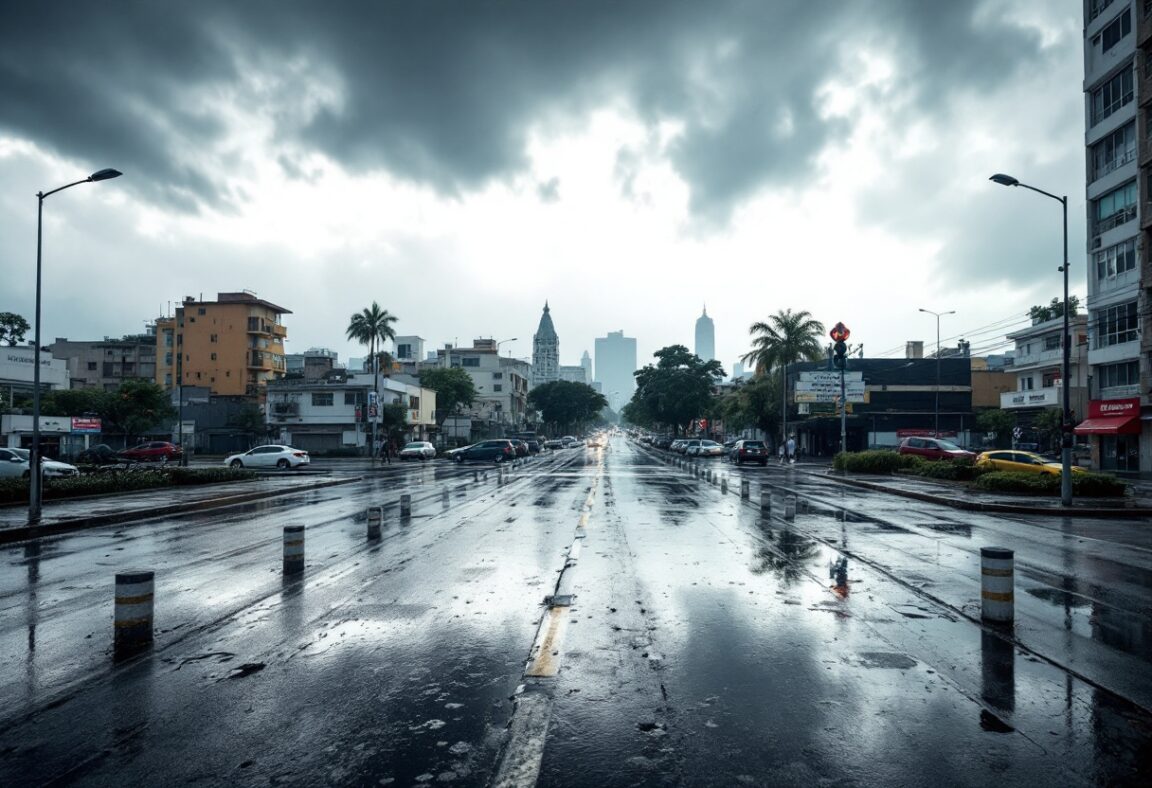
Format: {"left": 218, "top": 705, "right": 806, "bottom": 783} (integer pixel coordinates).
{"left": 119, "top": 441, "right": 183, "bottom": 463}
{"left": 224, "top": 445, "right": 310, "bottom": 469}
{"left": 896, "top": 437, "right": 976, "bottom": 462}
{"left": 398, "top": 441, "right": 436, "bottom": 461}
{"left": 447, "top": 440, "right": 517, "bottom": 464}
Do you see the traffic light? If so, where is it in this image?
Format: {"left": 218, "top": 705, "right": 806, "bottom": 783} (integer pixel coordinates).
{"left": 833, "top": 340, "right": 847, "bottom": 369}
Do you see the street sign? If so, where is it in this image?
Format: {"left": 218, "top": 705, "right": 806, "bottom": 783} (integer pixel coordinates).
{"left": 794, "top": 390, "right": 867, "bottom": 404}
{"left": 799, "top": 371, "right": 862, "bottom": 384}
{"left": 796, "top": 381, "right": 866, "bottom": 395}
{"left": 1012, "top": 426, "right": 1022, "bottom": 440}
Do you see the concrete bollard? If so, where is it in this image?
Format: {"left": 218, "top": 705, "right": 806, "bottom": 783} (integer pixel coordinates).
{"left": 114, "top": 570, "right": 155, "bottom": 654}
{"left": 721, "top": 475, "right": 728, "bottom": 493}
{"left": 741, "top": 480, "right": 750, "bottom": 499}
{"left": 366, "top": 506, "right": 383, "bottom": 539}
{"left": 442, "top": 487, "right": 450, "bottom": 507}
{"left": 783, "top": 496, "right": 796, "bottom": 521}
{"left": 760, "top": 490, "right": 772, "bottom": 514}
{"left": 474, "top": 470, "right": 479, "bottom": 482}
{"left": 981, "top": 547, "right": 1014, "bottom": 624}
{"left": 283, "top": 525, "right": 305, "bottom": 574}
{"left": 400, "top": 493, "right": 412, "bottom": 518}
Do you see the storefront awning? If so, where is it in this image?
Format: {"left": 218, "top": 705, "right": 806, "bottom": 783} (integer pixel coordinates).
{"left": 1074, "top": 416, "right": 1141, "bottom": 435}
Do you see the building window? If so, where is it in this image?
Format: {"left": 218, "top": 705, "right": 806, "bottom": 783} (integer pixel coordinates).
{"left": 1095, "top": 300, "right": 1139, "bottom": 347}
{"left": 492, "top": 372, "right": 503, "bottom": 380}
{"left": 312, "top": 392, "right": 334, "bottom": 406}
{"left": 210, "top": 352, "right": 217, "bottom": 361}
{"left": 87, "top": 361, "right": 97, "bottom": 371}
{"left": 1043, "top": 334, "right": 1062, "bottom": 351}
{"left": 1089, "top": 0, "right": 1116, "bottom": 23}
{"left": 1091, "top": 66, "right": 1134, "bottom": 126}
{"left": 1100, "top": 8, "right": 1131, "bottom": 53}
{"left": 210, "top": 334, "right": 218, "bottom": 343}
{"left": 1094, "top": 238, "right": 1137, "bottom": 279}
{"left": 344, "top": 392, "right": 360, "bottom": 405}
{"left": 1090, "top": 122, "right": 1136, "bottom": 181}
{"left": 197, "top": 307, "right": 206, "bottom": 316}
{"left": 1041, "top": 370, "right": 1059, "bottom": 388}
{"left": 493, "top": 384, "right": 503, "bottom": 392}
{"left": 1093, "top": 180, "right": 1137, "bottom": 234}
{"left": 1020, "top": 377, "right": 1034, "bottom": 391}
{"left": 462, "top": 357, "right": 480, "bottom": 367}
{"left": 1098, "top": 360, "right": 1139, "bottom": 388}
{"left": 410, "top": 396, "right": 420, "bottom": 410}
{"left": 397, "top": 343, "right": 412, "bottom": 359}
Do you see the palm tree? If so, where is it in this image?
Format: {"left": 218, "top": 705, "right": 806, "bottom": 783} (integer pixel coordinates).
{"left": 741, "top": 309, "right": 825, "bottom": 450}
{"left": 346, "top": 303, "right": 399, "bottom": 459}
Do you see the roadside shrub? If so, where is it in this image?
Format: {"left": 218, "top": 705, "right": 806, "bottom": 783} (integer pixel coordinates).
{"left": 0, "top": 467, "right": 256, "bottom": 504}
{"left": 913, "top": 458, "right": 986, "bottom": 482}
{"left": 833, "top": 450, "right": 908, "bottom": 474}
{"left": 1072, "top": 472, "right": 1128, "bottom": 497}
{"left": 973, "top": 471, "right": 1059, "bottom": 495}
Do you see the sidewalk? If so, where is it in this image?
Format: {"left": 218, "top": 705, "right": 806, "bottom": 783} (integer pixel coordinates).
{"left": 0, "top": 475, "right": 360, "bottom": 544}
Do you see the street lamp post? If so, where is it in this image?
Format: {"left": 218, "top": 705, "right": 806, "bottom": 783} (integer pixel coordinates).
{"left": 30, "top": 168, "right": 122, "bottom": 524}
{"left": 918, "top": 308, "right": 955, "bottom": 440}
{"left": 990, "top": 173, "right": 1073, "bottom": 507}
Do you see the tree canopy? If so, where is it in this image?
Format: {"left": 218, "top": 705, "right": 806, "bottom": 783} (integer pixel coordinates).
{"left": 528, "top": 380, "right": 608, "bottom": 434}
{"left": 741, "top": 309, "right": 825, "bottom": 440}
{"left": 346, "top": 303, "right": 398, "bottom": 374}
{"left": 418, "top": 366, "right": 478, "bottom": 424}
{"left": 626, "top": 345, "right": 724, "bottom": 435}
{"left": 38, "top": 380, "right": 175, "bottom": 440}
{"left": 1029, "top": 296, "right": 1080, "bottom": 324}
{"left": 0, "top": 312, "right": 30, "bottom": 346}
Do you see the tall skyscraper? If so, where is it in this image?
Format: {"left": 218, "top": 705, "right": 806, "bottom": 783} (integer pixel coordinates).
{"left": 594, "top": 330, "right": 637, "bottom": 411}
{"left": 695, "top": 306, "right": 715, "bottom": 362}
{"left": 580, "top": 350, "right": 592, "bottom": 382}
{"left": 531, "top": 302, "right": 559, "bottom": 389}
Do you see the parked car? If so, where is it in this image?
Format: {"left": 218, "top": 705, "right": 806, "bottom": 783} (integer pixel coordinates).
{"left": 669, "top": 439, "right": 686, "bottom": 453}
{"left": 689, "top": 440, "right": 725, "bottom": 458}
{"left": 525, "top": 439, "right": 542, "bottom": 454}
{"left": 398, "top": 441, "right": 436, "bottom": 461}
{"left": 730, "top": 439, "right": 769, "bottom": 466}
{"left": 448, "top": 439, "right": 517, "bottom": 464}
{"left": 561, "top": 435, "right": 579, "bottom": 448}
{"left": 224, "top": 445, "right": 310, "bottom": 469}
{"left": 0, "top": 448, "right": 80, "bottom": 478}
{"left": 543, "top": 439, "right": 565, "bottom": 450}
{"left": 76, "top": 443, "right": 121, "bottom": 465}
{"left": 896, "top": 437, "right": 976, "bottom": 462}
{"left": 975, "top": 450, "right": 1085, "bottom": 476}
{"left": 119, "top": 441, "right": 183, "bottom": 463}
{"left": 680, "top": 439, "right": 704, "bottom": 456}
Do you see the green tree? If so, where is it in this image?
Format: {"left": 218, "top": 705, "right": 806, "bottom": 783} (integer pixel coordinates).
{"left": 528, "top": 381, "right": 608, "bottom": 434}
{"left": 39, "top": 388, "right": 113, "bottom": 418}
{"left": 715, "top": 375, "right": 780, "bottom": 439}
{"left": 418, "top": 366, "right": 478, "bottom": 425}
{"left": 228, "top": 404, "right": 271, "bottom": 445}
{"left": 378, "top": 402, "right": 409, "bottom": 442}
{"left": 740, "top": 309, "right": 825, "bottom": 444}
{"left": 346, "top": 302, "right": 399, "bottom": 456}
{"left": 629, "top": 345, "right": 724, "bottom": 435}
{"left": 975, "top": 408, "right": 1016, "bottom": 449}
{"left": 102, "top": 379, "right": 177, "bottom": 441}
{"left": 1029, "top": 296, "right": 1080, "bottom": 324}
{"left": 0, "top": 312, "right": 31, "bottom": 346}
{"left": 1031, "top": 408, "right": 1063, "bottom": 453}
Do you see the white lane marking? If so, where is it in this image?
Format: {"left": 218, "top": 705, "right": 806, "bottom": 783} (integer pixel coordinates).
{"left": 491, "top": 692, "right": 554, "bottom": 788}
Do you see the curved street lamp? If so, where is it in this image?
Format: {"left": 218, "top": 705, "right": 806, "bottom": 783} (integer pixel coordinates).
{"left": 30, "top": 168, "right": 123, "bottom": 524}
{"left": 989, "top": 172, "right": 1072, "bottom": 506}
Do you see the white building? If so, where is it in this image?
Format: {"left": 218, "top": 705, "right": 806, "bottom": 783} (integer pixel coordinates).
{"left": 0, "top": 346, "right": 69, "bottom": 405}
{"left": 999, "top": 314, "right": 1089, "bottom": 439}
{"left": 1083, "top": 1, "right": 1144, "bottom": 473}
{"left": 435, "top": 339, "right": 531, "bottom": 431}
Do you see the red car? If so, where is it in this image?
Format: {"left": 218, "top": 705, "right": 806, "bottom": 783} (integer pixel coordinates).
{"left": 896, "top": 437, "right": 976, "bottom": 462}
{"left": 118, "top": 441, "right": 183, "bottom": 462}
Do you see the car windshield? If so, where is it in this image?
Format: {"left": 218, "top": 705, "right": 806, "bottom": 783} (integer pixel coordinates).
{"left": 404, "top": 443, "right": 423, "bottom": 449}
{"left": 935, "top": 440, "right": 964, "bottom": 451}
{"left": 743, "top": 442, "right": 764, "bottom": 448}
{"left": 12, "top": 449, "right": 29, "bottom": 460}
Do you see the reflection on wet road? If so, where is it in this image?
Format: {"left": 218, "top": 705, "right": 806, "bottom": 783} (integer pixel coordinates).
{"left": 1, "top": 439, "right": 1150, "bottom": 786}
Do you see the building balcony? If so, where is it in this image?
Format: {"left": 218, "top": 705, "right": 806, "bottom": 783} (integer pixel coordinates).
{"left": 1010, "top": 348, "right": 1063, "bottom": 371}
{"left": 1001, "top": 388, "right": 1061, "bottom": 410}
{"left": 271, "top": 324, "right": 287, "bottom": 338}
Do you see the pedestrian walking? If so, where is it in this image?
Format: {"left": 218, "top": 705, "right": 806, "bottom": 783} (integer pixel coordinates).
{"left": 778, "top": 443, "right": 786, "bottom": 465}
{"left": 786, "top": 435, "right": 796, "bottom": 465}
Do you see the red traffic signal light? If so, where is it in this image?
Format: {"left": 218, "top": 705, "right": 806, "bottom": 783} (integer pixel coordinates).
{"left": 829, "top": 322, "right": 850, "bottom": 342}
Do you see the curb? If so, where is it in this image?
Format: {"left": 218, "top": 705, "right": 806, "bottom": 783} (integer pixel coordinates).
{"left": 0, "top": 476, "right": 363, "bottom": 546}
{"left": 823, "top": 474, "right": 1152, "bottom": 518}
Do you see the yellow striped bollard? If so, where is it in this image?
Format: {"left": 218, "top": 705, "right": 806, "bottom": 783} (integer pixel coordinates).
{"left": 114, "top": 570, "right": 154, "bottom": 656}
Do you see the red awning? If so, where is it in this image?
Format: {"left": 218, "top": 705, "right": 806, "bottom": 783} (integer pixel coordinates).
{"left": 1074, "top": 416, "right": 1141, "bottom": 435}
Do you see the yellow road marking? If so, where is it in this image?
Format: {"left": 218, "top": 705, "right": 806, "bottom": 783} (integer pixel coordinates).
{"left": 525, "top": 607, "right": 568, "bottom": 677}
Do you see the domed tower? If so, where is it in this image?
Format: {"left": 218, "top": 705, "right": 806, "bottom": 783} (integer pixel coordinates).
{"left": 532, "top": 301, "right": 559, "bottom": 388}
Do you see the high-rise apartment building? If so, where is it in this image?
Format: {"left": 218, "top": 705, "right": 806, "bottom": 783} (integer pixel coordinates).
{"left": 594, "top": 330, "right": 637, "bottom": 411}
{"left": 49, "top": 333, "right": 157, "bottom": 391}
{"left": 532, "top": 302, "right": 559, "bottom": 388}
{"left": 155, "top": 292, "right": 290, "bottom": 399}
{"left": 1082, "top": 1, "right": 1144, "bottom": 472}
{"left": 695, "top": 306, "right": 715, "bottom": 363}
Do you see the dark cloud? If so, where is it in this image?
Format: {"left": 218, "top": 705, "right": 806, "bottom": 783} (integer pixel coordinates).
{"left": 537, "top": 177, "right": 560, "bottom": 203}
{"left": 0, "top": 0, "right": 1052, "bottom": 219}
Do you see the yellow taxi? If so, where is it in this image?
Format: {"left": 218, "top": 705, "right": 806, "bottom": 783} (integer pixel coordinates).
{"left": 975, "top": 450, "right": 1086, "bottom": 476}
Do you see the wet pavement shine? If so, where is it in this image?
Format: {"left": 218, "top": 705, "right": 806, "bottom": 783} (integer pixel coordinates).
{"left": 1, "top": 439, "right": 1150, "bottom": 786}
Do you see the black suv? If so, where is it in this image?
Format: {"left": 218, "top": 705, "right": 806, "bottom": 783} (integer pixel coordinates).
{"left": 730, "top": 440, "right": 768, "bottom": 466}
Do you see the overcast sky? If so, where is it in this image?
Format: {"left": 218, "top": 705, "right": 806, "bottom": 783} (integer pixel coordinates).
{"left": 0, "top": 0, "right": 1084, "bottom": 376}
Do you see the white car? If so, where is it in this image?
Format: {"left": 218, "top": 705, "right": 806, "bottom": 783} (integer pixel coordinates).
{"left": 0, "top": 448, "right": 80, "bottom": 478}
{"left": 224, "top": 445, "right": 310, "bottom": 469}
{"left": 398, "top": 441, "right": 436, "bottom": 461}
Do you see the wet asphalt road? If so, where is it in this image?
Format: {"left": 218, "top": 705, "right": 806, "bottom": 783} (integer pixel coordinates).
{"left": 1, "top": 438, "right": 1150, "bottom": 786}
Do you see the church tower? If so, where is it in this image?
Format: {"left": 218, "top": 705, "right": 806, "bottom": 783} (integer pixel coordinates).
{"left": 695, "top": 305, "right": 715, "bottom": 362}
{"left": 532, "top": 301, "right": 559, "bottom": 388}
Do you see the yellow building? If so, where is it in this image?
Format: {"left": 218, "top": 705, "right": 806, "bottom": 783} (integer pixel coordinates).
{"left": 155, "top": 292, "right": 290, "bottom": 398}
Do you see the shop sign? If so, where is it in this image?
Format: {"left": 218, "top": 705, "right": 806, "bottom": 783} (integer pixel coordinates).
{"left": 70, "top": 417, "right": 102, "bottom": 433}
{"left": 1087, "top": 397, "right": 1139, "bottom": 419}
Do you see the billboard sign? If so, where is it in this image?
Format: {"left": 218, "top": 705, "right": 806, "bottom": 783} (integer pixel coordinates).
{"left": 70, "top": 417, "right": 102, "bottom": 433}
